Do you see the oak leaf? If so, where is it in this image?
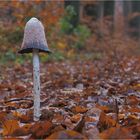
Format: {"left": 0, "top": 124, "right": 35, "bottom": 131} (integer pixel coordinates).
{"left": 12, "top": 124, "right": 32, "bottom": 136}
{"left": 70, "top": 114, "right": 82, "bottom": 123}
{"left": 72, "top": 106, "right": 88, "bottom": 114}
{"left": 96, "top": 104, "right": 110, "bottom": 113}
{"left": 0, "top": 111, "right": 7, "bottom": 122}
{"left": 46, "top": 130, "right": 87, "bottom": 140}
{"left": 2, "top": 120, "right": 20, "bottom": 136}
{"left": 100, "top": 126, "right": 135, "bottom": 139}
{"left": 30, "top": 121, "right": 54, "bottom": 139}
{"left": 97, "top": 112, "right": 116, "bottom": 132}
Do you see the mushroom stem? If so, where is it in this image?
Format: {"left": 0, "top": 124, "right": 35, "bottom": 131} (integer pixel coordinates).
{"left": 33, "top": 49, "right": 41, "bottom": 121}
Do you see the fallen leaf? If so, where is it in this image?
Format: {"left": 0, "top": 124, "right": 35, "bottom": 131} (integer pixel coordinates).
{"left": 127, "top": 95, "right": 139, "bottom": 105}
{"left": 19, "top": 110, "right": 33, "bottom": 123}
{"left": 15, "top": 84, "right": 26, "bottom": 93}
{"left": 97, "top": 112, "right": 116, "bottom": 132}
{"left": 123, "top": 114, "right": 140, "bottom": 126}
{"left": 30, "top": 121, "right": 54, "bottom": 139}
{"left": 46, "top": 130, "right": 87, "bottom": 140}
{"left": 2, "top": 120, "right": 20, "bottom": 136}
{"left": 72, "top": 106, "right": 88, "bottom": 114}
{"left": 63, "top": 117, "right": 73, "bottom": 129}
{"left": 0, "top": 111, "right": 8, "bottom": 122}
{"left": 129, "top": 123, "right": 140, "bottom": 139}
{"left": 128, "top": 107, "right": 140, "bottom": 113}
{"left": 70, "top": 114, "right": 82, "bottom": 123}
{"left": 96, "top": 104, "right": 110, "bottom": 113}
{"left": 84, "top": 126, "right": 100, "bottom": 139}
{"left": 12, "top": 124, "right": 32, "bottom": 136}
{"left": 73, "top": 115, "right": 85, "bottom": 133}
{"left": 4, "top": 102, "right": 19, "bottom": 109}
{"left": 53, "top": 113, "right": 64, "bottom": 123}
{"left": 50, "top": 125, "right": 65, "bottom": 134}
{"left": 85, "top": 116, "right": 96, "bottom": 122}
{"left": 100, "top": 125, "right": 135, "bottom": 139}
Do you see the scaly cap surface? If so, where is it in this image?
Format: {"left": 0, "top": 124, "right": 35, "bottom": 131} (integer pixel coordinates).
{"left": 18, "top": 17, "right": 51, "bottom": 54}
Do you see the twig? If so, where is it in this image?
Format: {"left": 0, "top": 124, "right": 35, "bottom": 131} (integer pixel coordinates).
{"left": 115, "top": 99, "right": 119, "bottom": 125}
{"left": 4, "top": 97, "right": 33, "bottom": 103}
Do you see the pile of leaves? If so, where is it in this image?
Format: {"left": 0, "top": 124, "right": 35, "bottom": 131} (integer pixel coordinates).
{"left": 0, "top": 53, "right": 140, "bottom": 139}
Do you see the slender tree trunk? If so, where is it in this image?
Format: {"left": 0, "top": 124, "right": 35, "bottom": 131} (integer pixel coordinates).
{"left": 124, "top": 1, "right": 132, "bottom": 16}
{"left": 98, "top": 1, "right": 104, "bottom": 35}
{"left": 114, "top": 0, "right": 124, "bottom": 35}
{"left": 124, "top": 1, "right": 132, "bottom": 35}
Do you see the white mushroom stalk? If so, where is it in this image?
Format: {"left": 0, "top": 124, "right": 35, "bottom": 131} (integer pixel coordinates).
{"left": 18, "top": 17, "right": 51, "bottom": 121}
{"left": 33, "top": 49, "right": 41, "bottom": 121}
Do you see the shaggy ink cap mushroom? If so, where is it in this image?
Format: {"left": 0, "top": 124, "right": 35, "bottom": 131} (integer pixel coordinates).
{"left": 18, "top": 17, "right": 51, "bottom": 121}
{"left": 18, "top": 17, "right": 51, "bottom": 54}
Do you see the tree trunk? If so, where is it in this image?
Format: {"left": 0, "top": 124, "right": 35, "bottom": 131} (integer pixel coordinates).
{"left": 124, "top": 1, "right": 132, "bottom": 16}
{"left": 98, "top": 1, "right": 104, "bottom": 35}
{"left": 114, "top": 0, "right": 124, "bottom": 35}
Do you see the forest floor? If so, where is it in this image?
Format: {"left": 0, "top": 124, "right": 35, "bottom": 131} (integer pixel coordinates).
{"left": 0, "top": 51, "right": 140, "bottom": 139}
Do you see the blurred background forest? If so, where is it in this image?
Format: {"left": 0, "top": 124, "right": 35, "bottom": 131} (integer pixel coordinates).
{"left": 0, "top": 0, "right": 139, "bottom": 65}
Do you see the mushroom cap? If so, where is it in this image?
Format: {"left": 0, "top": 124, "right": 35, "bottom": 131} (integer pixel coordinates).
{"left": 18, "top": 17, "right": 51, "bottom": 54}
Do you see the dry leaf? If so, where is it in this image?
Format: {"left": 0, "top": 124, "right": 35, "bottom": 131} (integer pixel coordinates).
{"left": 73, "top": 115, "right": 85, "bottom": 133}
{"left": 30, "top": 121, "right": 54, "bottom": 139}
{"left": 12, "top": 124, "right": 32, "bottom": 136}
{"left": 97, "top": 112, "right": 116, "bottom": 132}
{"left": 2, "top": 120, "right": 20, "bottom": 136}
{"left": 53, "top": 114, "right": 64, "bottom": 123}
{"left": 100, "top": 125, "right": 135, "bottom": 139}
{"left": 0, "top": 111, "right": 8, "bottom": 122}
{"left": 70, "top": 114, "right": 82, "bottom": 123}
{"left": 19, "top": 110, "right": 33, "bottom": 123}
{"left": 96, "top": 104, "right": 110, "bottom": 113}
{"left": 72, "top": 106, "right": 88, "bottom": 114}
{"left": 4, "top": 102, "right": 19, "bottom": 109}
{"left": 85, "top": 116, "right": 96, "bottom": 122}
{"left": 46, "top": 130, "right": 87, "bottom": 140}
